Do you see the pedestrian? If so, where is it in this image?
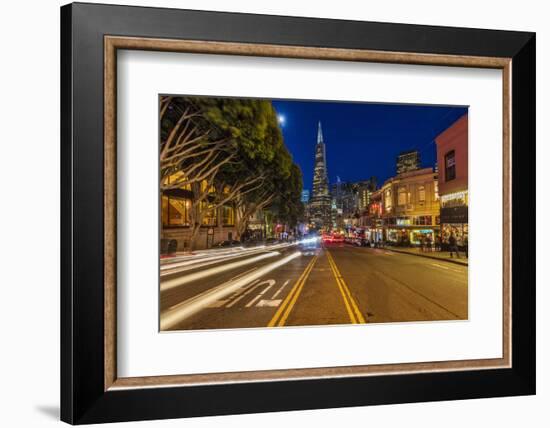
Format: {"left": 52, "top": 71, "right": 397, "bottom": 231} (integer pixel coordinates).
{"left": 426, "top": 235, "right": 432, "bottom": 252}
{"left": 464, "top": 236, "right": 468, "bottom": 258}
{"left": 435, "top": 235, "right": 442, "bottom": 252}
{"left": 420, "top": 236, "right": 425, "bottom": 252}
{"left": 448, "top": 233, "right": 459, "bottom": 258}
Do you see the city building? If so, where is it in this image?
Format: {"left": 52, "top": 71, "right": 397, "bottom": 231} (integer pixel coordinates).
{"left": 364, "top": 167, "right": 439, "bottom": 245}
{"left": 309, "top": 121, "right": 332, "bottom": 230}
{"left": 329, "top": 177, "right": 377, "bottom": 231}
{"left": 396, "top": 150, "right": 421, "bottom": 175}
{"left": 301, "top": 189, "right": 310, "bottom": 203}
{"left": 355, "top": 178, "right": 377, "bottom": 213}
{"left": 435, "top": 113, "right": 468, "bottom": 246}
{"left": 357, "top": 188, "right": 383, "bottom": 242}
{"left": 330, "top": 178, "right": 354, "bottom": 230}
{"left": 161, "top": 176, "right": 238, "bottom": 251}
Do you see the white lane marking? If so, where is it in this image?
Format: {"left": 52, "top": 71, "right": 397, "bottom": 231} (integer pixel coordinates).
{"left": 246, "top": 280, "right": 275, "bottom": 307}
{"left": 160, "top": 252, "right": 278, "bottom": 291}
{"left": 245, "top": 294, "right": 264, "bottom": 308}
{"left": 272, "top": 279, "right": 290, "bottom": 299}
{"left": 225, "top": 280, "right": 260, "bottom": 308}
{"left": 160, "top": 252, "right": 302, "bottom": 329}
{"left": 431, "top": 263, "right": 450, "bottom": 270}
{"left": 256, "top": 299, "right": 282, "bottom": 307}
{"left": 207, "top": 275, "right": 259, "bottom": 308}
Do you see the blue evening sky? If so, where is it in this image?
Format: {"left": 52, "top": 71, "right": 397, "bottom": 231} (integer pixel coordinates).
{"left": 271, "top": 99, "right": 467, "bottom": 191}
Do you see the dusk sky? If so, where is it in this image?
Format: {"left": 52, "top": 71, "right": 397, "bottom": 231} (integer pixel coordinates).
{"left": 271, "top": 99, "right": 467, "bottom": 190}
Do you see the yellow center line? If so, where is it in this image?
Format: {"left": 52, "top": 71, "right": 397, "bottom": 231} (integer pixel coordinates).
{"left": 326, "top": 253, "right": 356, "bottom": 323}
{"left": 326, "top": 250, "right": 367, "bottom": 324}
{"left": 267, "top": 255, "right": 318, "bottom": 327}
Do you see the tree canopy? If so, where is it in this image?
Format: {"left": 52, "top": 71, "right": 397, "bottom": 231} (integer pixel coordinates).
{"left": 160, "top": 95, "right": 303, "bottom": 246}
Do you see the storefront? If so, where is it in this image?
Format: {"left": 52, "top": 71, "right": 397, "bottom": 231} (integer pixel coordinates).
{"left": 408, "top": 228, "right": 438, "bottom": 245}
{"left": 440, "top": 199, "right": 468, "bottom": 246}
{"left": 365, "top": 227, "right": 384, "bottom": 243}
{"left": 386, "top": 228, "right": 406, "bottom": 243}
{"left": 385, "top": 227, "right": 438, "bottom": 245}
{"left": 441, "top": 223, "right": 468, "bottom": 246}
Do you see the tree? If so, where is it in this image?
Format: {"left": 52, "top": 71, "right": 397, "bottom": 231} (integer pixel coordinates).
{"left": 269, "top": 163, "right": 304, "bottom": 231}
{"left": 160, "top": 96, "right": 298, "bottom": 249}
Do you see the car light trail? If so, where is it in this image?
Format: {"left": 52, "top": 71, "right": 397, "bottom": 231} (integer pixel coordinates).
{"left": 160, "top": 251, "right": 302, "bottom": 330}
{"left": 161, "top": 247, "right": 271, "bottom": 276}
{"left": 160, "top": 251, "right": 280, "bottom": 291}
{"left": 160, "top": 242, "right": 299, "bottom": 277}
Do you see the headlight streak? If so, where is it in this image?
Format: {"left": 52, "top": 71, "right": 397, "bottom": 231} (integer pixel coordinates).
{"left": 161, "top": 247, "right": 270, "bottom": 276}
{"left": 160, "top": 251, "right": 302, "bottom": 330}
{"left": 160, "top": 251, "right": 280, "bottom": 291}
{"left": 160, "top": 242, "right": 299, "bottom": 276}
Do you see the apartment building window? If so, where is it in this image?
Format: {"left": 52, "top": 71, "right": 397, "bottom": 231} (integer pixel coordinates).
{"left": 445, "top": 150, "right": 456, "bottom": 181}
{"left": 413, "top": 215, "right": 432, "bottom": 226}
{"left": 418, "top": 185, "right": 426, "bottom": 202}
{"left": 385, "top": 189, "right": 392, "bottom": 210}
{"left": 201, "top": 201, "right": 217, "bottom": 226}
{"left": 222, "top": 205, "right": 235, "bottom": 226}
{"left": 398, "top": 187, "right": 407, "bottom": 206}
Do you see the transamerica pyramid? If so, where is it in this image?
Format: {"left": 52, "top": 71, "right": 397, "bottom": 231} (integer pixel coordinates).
{"left": 309, "top": 121, "right": 332, "bottom": 230}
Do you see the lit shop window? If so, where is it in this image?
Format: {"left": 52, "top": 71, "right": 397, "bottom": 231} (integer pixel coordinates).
{"left": 440, "top": 190, "right": 469, "bottom": 208}
{"left": 396, "top": 217, "right": 411, "bottom": 226}
{"left": 162, "top": 195, "right": 190, "bottom": 227}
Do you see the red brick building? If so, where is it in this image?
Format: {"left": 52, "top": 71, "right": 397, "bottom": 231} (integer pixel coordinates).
{"left": 435, "top": 113, "right": 468, "bottom": 246}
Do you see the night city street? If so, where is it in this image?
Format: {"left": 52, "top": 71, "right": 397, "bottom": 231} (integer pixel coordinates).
{"left": 160, "top": 241, "right": 467, "bottom": 331}
{"left": 159, "top": 95, "right": 469, "bottom": 331}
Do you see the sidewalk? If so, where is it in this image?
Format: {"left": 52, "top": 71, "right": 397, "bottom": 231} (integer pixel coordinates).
{"left": 384, "top": 247, "right": 468, "bottom": 266}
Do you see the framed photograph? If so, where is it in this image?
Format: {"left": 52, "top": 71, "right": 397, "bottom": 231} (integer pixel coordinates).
{"left": 61, "top": 2, "right": 535, "bottom": 424}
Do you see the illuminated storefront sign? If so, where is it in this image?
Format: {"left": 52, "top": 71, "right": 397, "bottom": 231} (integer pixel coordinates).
{"left": 440, "top": 190, "right": 468, "bottom": 208}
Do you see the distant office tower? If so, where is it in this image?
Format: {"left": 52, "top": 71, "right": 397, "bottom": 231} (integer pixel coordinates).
{"left": 301, "top": 189, "right": 310, "bottom": 203}
{"left": 355, "top": 178, "right": 377, "bottom": 212}
{"left": 396, "top": 150, "right": 421, "bottom": 175}
{"left": 309, "top": 122, "right": 332, "bottom": 230}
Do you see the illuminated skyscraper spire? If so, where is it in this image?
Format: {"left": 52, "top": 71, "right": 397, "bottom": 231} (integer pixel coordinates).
{"left": 309, "top": 121, "right": 332, "bottom": 230}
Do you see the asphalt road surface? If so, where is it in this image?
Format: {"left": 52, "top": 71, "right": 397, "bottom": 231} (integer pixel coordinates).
{"left": 160, "top": 242, "right": 468, "bottom": 331}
